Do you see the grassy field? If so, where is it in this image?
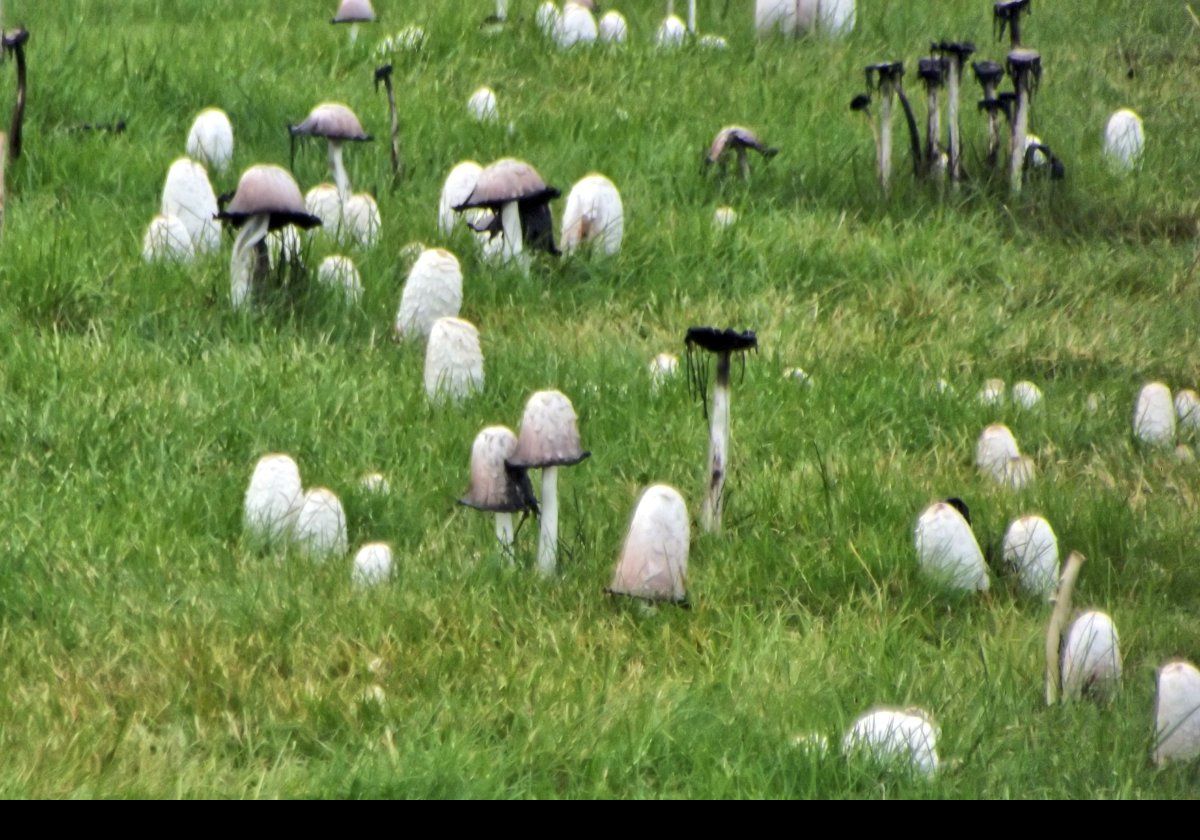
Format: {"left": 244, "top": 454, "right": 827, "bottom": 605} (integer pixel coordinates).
{"left": 1, "top": 0, "right": 1198, "bottom": 798}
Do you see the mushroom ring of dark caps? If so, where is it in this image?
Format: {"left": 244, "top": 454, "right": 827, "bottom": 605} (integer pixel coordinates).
{"left": 685, "top": 327, "right": 759, "bottom": 354}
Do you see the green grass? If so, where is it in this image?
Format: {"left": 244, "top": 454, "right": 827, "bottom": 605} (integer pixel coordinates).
{"left": 1, "top": 0, "right": 1199, "bottom": 798}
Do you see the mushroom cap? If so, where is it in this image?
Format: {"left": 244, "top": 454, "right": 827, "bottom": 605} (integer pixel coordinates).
{"left": 317, "top": 255, "right": 363, "bottom": 302}
{"left": 244, "top": 453, "right": 304, "bottom": 541}
{"left": 466, "top": 87, "right": 500, "bottom": 122}
{"left": 931, "top": 40, "right": 976, "bottom": 60}
{"left": 609, "top": 484, "right": 690, "bottom": 603}
{"left": 459, "top": 426, "right": 539, "bottom": 513}
{"left": 344, "top": 193, "right": 382, "bottom": 248}
{"left": 439, "top": 160, "right": 486, "bottom": 236}
{"left": 598, "top": 11, "right": 628, "bottom": 43}
{"left": 1174, "top": 389, "right": 1200, "bottom": 431}
{"left": 843, "top": 707, "right": 940, "bottom": 777}
{"left": 293, "top": 487, "right": 349, "bottom": 560}
{"left": 1103, "top": 109, "right": 1145, "bottom": 170}
{"left": 976, "top": 423, "right": 1020, "bottom": 477}
{"left": 305, "top": 183, "right": 344, "bottom": 235}
{"left": 508, "top": 390, "right": 590, "bottom": 469}
{"left": 1002, "top": 515, "right": 1060, "bottom": 598}
{"left": 707, "top": 126, "right": 778, "bottom": 163}
{"left": 395, "top": 248, "right": 464, "bottom": 340}
{"left": 1154, "top": 660, "right": 1200, "bottom": 766}
{"left": 454, "top": 158, "right": 560, "bottom": 211}
{"left": 972, "top": 60, "right": 1005, "bottom": 86}
{"left": 352, "top": 543, "right": 393, "bottom": 587}
{"left": 1062, "top": 611, "right": 1122, "bottom": 701}
{"left": 561, "top": 173, "right": 624, "bottom": 256}
{"left": 914, "top": 501, "right": 990, "bottom": 592}
{"left": 1011, "top": 380, "right": 1043, "bottom": 409}
{"left": 685, "top": 326, "right": 758, "bottom": 354}
{"left": 1134, "top": 381, "right": 1176, "bottom": 446}
{"left": 424, "top": 317, "right": 485, "bottom": 403}
{"left": 142, "top": 214, "right": 195, "bottom": 264}
{"left": 218, "top": 165, "right": 321, "bottom": 230}
{"left": 2, "top": 28, "right": 29, "bottom": 50}
{"left": 186, "top": 108, "right": 235, "bottom": 174}
{"left": 865, "top": 61, "right": 905, "bottom": 85}
{"left": 655, "top": 15, "right": 687, "bottom": 48}
{"left": 557, "top": 2, "right": 599, "bottom": 48}
{"left": 332, "top": 0, "right": 376, "bottom": 23}
{"left": 1006, "top": 47, "right": 1041, "bottom": 73}
{"left": 162, "top": 157, "right": 221, "bottom": 253}
{"left": 917, "top": 57, "right": 947, "bottom": 85}
{"left": 290, "top": 102, "right": 371, "bottom": 142}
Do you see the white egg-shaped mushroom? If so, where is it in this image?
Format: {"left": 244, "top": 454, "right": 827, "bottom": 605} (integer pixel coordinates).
{"left": 598, "top": 10, "right": 628, "bottom": 43}
{"left": 976, "top": 423, "right": 1020, "bottom": 479}
{"left": 142, "top": 214, "right": 194, "bottom": 263}
{"left": 185, "top": 108, "right": 234, "bottom": 175}
{"left": 424, "top": 317, "right": 485, "bottom": 403}
{"left": 305, "top": 184, "right": 343, "bottom": 237}
{"left": 978, "top": 377, "right": 1006, "bottom": 406}
{"left": 609, "top": 484, "right": 690, "bottom": 603}
{"left": 161, "top": 157, "right": 221, "bottom": 255}
{"left": 557, "top": 2, "right": 598, "bottom": 47}
{"left": 1012, "top": 380, "right": 1043, "bottom": 409}
{"left": 344, "top": 193, "right": 381, "bottom": 248}
{"left": 842, "top": 708, "right": 939, "bottom": 777}
{"left": 536, "top": 2, "right": 561, "bottom": 36}
{"left": 317, "top": 255, "right": 363, "bottom": 303}
{"left": 467, "top": 86, "right": 499, "bottom": 123}
{"left": 1001, "top": 455, "right": 1036, "bottom": 490}
{"left": 756, "top": 0, "right": 803, "bottom": 35}
{"left": 293, "top": 487, "right": 349, "bottom": 561}
{"left": 714, "top": 206, "right": 738, "bottom": 228}
{"left": 395, "top": 248, "right": 463, "bottom": 340}
{"left": 360, "top": 472, "right": 390, "bottom": 493}
{"left": 819, "top": 0, "right": 855, "bottom": 35}
{"left": 1153, "top": 660, "right": 1200, "bottom": 766}
{"left": 352, "top": 542, "right": 394, "bottom": 586}
{"left": 655, "top": 14, "right": 686, "bottom": 47}
{"left": 1103, "top": 109, "right": 1145, "bottom": 171}
{"left": 561, "top": 174, "right": 623, "bottom": 256}
{"left": 438, "top": 160, "right": 485, "bottom": 236}
{"left": 1002, "top": 515, "right": 1059, "bottom": 598}
{"left": 649, "top": 353, "right": 679, "bottom": 387}
{"left": 1174, "top": 389, "right": 1200, "bottom": 432}
{"left": 1061, "top": 610, "right": 1122, "bottom": 701}
{"left": 243, "top": 453, "right": 304, "bottom": 541}
{"left": 1134, "top": 381, "right": 1176, "bottom": 446}
{"left": 914, "top": 501, "right": 989, "bottom": 592}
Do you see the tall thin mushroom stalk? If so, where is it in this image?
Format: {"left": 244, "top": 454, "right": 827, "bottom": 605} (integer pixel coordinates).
{"left": 686, "top": 327, "right": 757, "bottom": 534}
{"left": 865, "top": 63, "right": 920, "bottom": 188}
{"left": 3, "top": 27, "right": 27, "bottom": 161}
{"left": 1045, "top": 551, "right": 1085, "bottom": 705}
{"left": 1006, "top": 48, "right": 1042, "bottom": 195}
{"left": 917, "top": 57, "right": 947, "bottom": 180}
{"left": 994, "top": 0, "right": 1032, "bottom": 49}
{"left": 932, "top": 41, "right": 976, "bottom": 181}
{"left": 374, "top": 64, "right": 401, "bottom": 180}
{"left": 973, "top": 61, "right": 1006, "bottom": 167}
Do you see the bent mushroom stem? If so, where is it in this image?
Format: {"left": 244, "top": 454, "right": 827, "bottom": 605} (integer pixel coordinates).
{"left": 895, "top": 85, "right": 923, "bottom": 179}
{"left": 500, "top": 200, "right": 527, "bottom": 269}
{"left": 1045, "top": 551, "right": 1086, "bottom": 706}
{"left": 329, "top": 140, "right": 350, "bottom": 202}
{"left": 230, "top": 215, "right": 270, "bottom": 309}
{"left": 8, "top": 32, "right": 25, "bottom": 160}
{"left": 376, "top": 66, "right": 401, "bottom": 180}
{"left": 537, "top": 467, "right": 559, "bottom": 575}
{"left": 925, "top": 86, "right": 941, "bottom": 174}
{"left": 701, "top": 352, "right": 732, "bottom": 533}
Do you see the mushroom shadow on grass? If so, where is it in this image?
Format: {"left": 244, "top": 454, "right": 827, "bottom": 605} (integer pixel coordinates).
{"left": 685, "top": 327, "right": 757, "bottom": 534}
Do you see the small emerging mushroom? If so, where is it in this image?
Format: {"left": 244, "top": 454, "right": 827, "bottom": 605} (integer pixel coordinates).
{"left": 459, "top": 425, "right": 539, "bottom": 552}
{"left": 331, "top": 0, "right": 376, "bottom": 44}
{"left": 842, "top": 707, "right": 940, "bottom": 778}
{"left": 438, "top": 160, "right": 490, "bottom": 236}
{"left": 705, "top": 126, "right": 778, "bottom": 180}
{"left": 1011, "top": 380, "right": 1043, "bottom": 409}
{"left": 244, "top": 454, "right": 304, "bottom": 543}
{"left": 1174, "top": 388, "right": 1200, "bottom": 432}
{"left": 343, "top": 193, "right": 381, "bottom": 248}
{"left": 557, "top": 2, "right": 598, "bottom": 48}
{"left": 536, "top": 2, "right": 561, "bottom": 36}
{"left": 608, "top": 484, "right": 690, "bottom": 604}
{"left": 1001, "top": 455, "right": 1036, "bottom": 490}
{"left": 186, "top": 108, "right": 234, "bottom": 175}
{"left": 424, "top": 317, "right": 485, "bottom": 404}
{"left": 598, "top": 11, "right": 628, "bottom": 43}
{"left": 352, "top": 542, "right": 393, "bottom": 586}
{"left": 216, "top": 164, "right": 321, "bottom": 309}
{"left": 317, "top": 255, "right": 363, "bottom": 303}
{"left": 1061, "top": 610, "right": 1122, "bottom": 702}
{"left": 975, "top": 423, "right": 1020, "bottom": 481}
{"left": 561, "top": 173, "right": 623, "bottom": 256}
{"left": 1103, "top": 108, "right": 1145, "bottom": 171}
{"left": 467, "top": 86, "right": 499, "bottom": 123}
{"left": 305, "top": 183, "right": 343, "bottom": 236}
{"left": 453, "top": 158, "right": 562, "bottom": 268}
{"left": 142, "top": 214, "right": 194, "bottom": 264}
{"left": 655, "top": 2, "right": 687, "bottom": 48}
{"left": 395, "top": 248, "right": 463, "bottom": 340}
{"left": 713, "top": 206, "right": 738, "bottom": 228}
{"left": 1153, "top": 660, "right": 1200, "bottom": 766}
{"left": 1002, "top": 514, "right": 1059, "bottom": 598}
{"left": 914, "top": 499, "right": 990, "bottom": 592}
{"left": 293, "top": 487, "right": 349, "bottom": 561}
{"left": 649, "top": 352, "right": 679, "bottom": 387}
{"left": 1134, "top": 381, "right": 1176, "bottom": 447}
{"left": 978, "top": 377, "right": 1006, "bottom": 406}
{"left": 507, "top": 390, "right": 590, "bottom": 576}
{"left": 360, "top": 472, "right": 390, "bottom": 493}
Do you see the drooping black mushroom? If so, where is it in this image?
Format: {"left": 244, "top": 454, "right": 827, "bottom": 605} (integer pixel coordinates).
{"left": 453, "top": 158, "right": 561, "bottom": 267}
{"left": 866, "top": 62, "right": 922, "bottom": 187}
{"left": 1006, "top": 48, "right": 1042, "bottom": 194}
{"left": 972, "top": 60, "right": 1007, "bottom": 166}
{"left": 917, "top": 57, "right": 948, "bottom": 178}
{"left": 994, "top": 0, "right": 1032, "bottom": 49}
{"left": 931, "top": 41, "right": 976, "bottom": 180}
{"left": 374, "top": 64, "right": 401, "bottom": 180}
{"left": 705, "top": 126, "right": 779, "bottom": 180}
{"left": 685, "top": 327, "right": 757, "bottom": 533}
{"left": 3, "top": 27, "right": 28, "bottom": 160}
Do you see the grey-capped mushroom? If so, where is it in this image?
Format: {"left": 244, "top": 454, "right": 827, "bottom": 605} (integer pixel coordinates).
{"left": 460, "top": 425, "right": 539, "bottom": 553}
{"left": 453, "top": 158, "right": 561, "bottom": 268}
{"left": 290, "top": 103, "right": 371, "bottom": 203}
{"left": 332, "top": 0, "right": 376, "bottom": 44}
{"left": 705, "top": 126, "right": 778, "bottom": 180}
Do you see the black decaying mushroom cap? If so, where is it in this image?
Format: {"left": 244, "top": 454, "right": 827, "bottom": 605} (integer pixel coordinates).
{"left": 944, "top": 497, "right": 971, "bottom": 525}
{"left": 849, "top": 93, "right": 872, "bottom": 112}
{"left": 1006, "top": 48, "right": 1042, "bottom": 93}
{"left": 865, "top": 61, "right": 905, "bottom": 89}
{"left": 2, "top": 28, "right": 30, "bottom": 49}
{"left": 932, "top": 41, "right": 977, "bottom": 62}
{"left": 458, "top": 465, "right": 540, "bottom": 515}
{"left": 918, "top": 58, "right": 948, "bottom": 86}
{"left": 994, "top": 0, "right": 1032, "bottom": 42}
{"left": 684, "top": 327, "right": 758, "bottom": 354}
{"left": 374, "top": 64, "right": 393, "bottom": 89}
{"left": 978, "top": 97, "right": 1014, "bottom": 121}
{"left": 1024, "top": 142, "right": 1066, "bottom": 180}
{"left": 972, "top": 60, "right": 1005, "bottom": 87}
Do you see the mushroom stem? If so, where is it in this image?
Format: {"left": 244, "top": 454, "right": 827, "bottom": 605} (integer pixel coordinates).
{"left": 737, "top": 147, "right": 750, "bottom": 180}
{"left": 925, "top": 86, "right": 941, "bottom": 175}
{"left": 329, "top": 140, "right": 350, "bottom": 203}
{"left": 349, "top": 23, "right": 360, "bottom": 45}
{"left": 0, "top": 132, "right": 7, "bottom": 237}
{"left": 382, "top": 75, "right": 401, "bottom": 180}
{"left": 1010, "top": 82, "right": 1031, "bottom": 194}
{"left": 494, "top": 512, "right": 515, "bottom": 553}
{"left": 701, "top": 351, "right": 732, "bottom": 533}
{"left": 1046, "top": 551, "right": 1086, "bottom": 705}
{"left": 895, "top": 86, "right": 924, "bottom": 179}
{"left": 230, "top": 214, "right": 270, "bottom": 308}
{"left": 9, "top": 36, "right": 24, "bottom": 161}
{"left": 687, "top": 0, "right": 697, "bottom": 34}
{"left": 537, "top": 466, "right": 559, "bottom": 575}
{"left": 945, "top": 59, "right": 964, "bottom": 180}
{"left": 983, "top": 82, "right": 1001, "bottom": 167}
{"left": 877, "top": 80, "right": 894, "bottom": 190}
{"left": 500, "top": 199, "right": 526, "bottom": 266}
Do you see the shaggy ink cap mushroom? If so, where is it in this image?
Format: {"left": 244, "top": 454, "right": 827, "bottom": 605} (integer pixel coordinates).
{"left": 972, "top": 60, "right": 1005, "bottom": 88}
{"left": 865, "top": 61, "right": 904, "bottom": 89}
{"left": 994, "top": 0, "right": 1031, "bottom": 45}
{"left": 290, "top": 103, "right": 371, "bottom": 143}
{"left": 460, "top": 427, "right": 539, "bottom": 514}
{"left": 1006, "top": 48, "right": 1042, "bottom": 90}
{"left": 849, "top": 93, "right": 872, "bottom": 113}
{"left": 917, "top": 57, "right": 947, "bottom": 87}
{"left": 332, "top": 0, "right": 376, "bottom": 24}
{"left": 705, "top": 127, "right": 779, "bottom": 165}
{"left": 507, "top": 391, "right": 591, "bottom": 469}
{"left": 932, "top": 40, "right": 976, "bottom": 62}
{"left": 453, "top": 158, "right": 561, "bottom": 211}
{"left": 217, "top": 165, "right": 322, "bottom": 231}
{"left": 685, "top": 327, "right": 758, "bottom": 354}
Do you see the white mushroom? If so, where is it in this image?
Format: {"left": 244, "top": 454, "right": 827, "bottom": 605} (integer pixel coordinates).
{"left": 290, "top": 102, "right": 371, "bottom": 203}
{"left": 1174, "top": 388, "right": 1200, "bottom": 432}
{"left": 649, "top": 353, "right": 679, "bottom": 387}
{"left": 438, "top": 160, "right": 486, "bottom": 236}
{"left": 713, "top": 206, "right": 738, "bottom": 228}
{"left": 598, "top": 11, "right": 628, "bottom": 43}
{"left": 352, "top": 542, "right": 393, "bottom": 586}
{"left": 293, "top": 487, "right": 349, "bottom": 561}
{"left": 424, "top": 317, "right": 485, "bottom": 403}
{"left": 913, "top": 500, "right": 990, "bottom": 592}
{"left": 161, "top": 157, "right": 220, "bottom": 255}
{"left": 978, "top": 377, "right": 1006, "bottom": 406}
{"left": 1103, "top": 108, "right": 1145, "bottom": 171}
{"left": 142, "top": 214, "right": 194, "bottom": 263}
{"left": 557, "top": 2, "right": 598, "bottom": 48}
{"left": 1011, "top": 380, "right": 1043, "bottom": 409}
{"left": 843, "top": 707, "right": 939, "bottom": 777}
{"left": 395, "top": 248, "right": 463, "bottom": 340}
{"left": 343, "top": 193, "right": 381, "bottom": 248}
{"left": 332, "top": 0, "right": 376, "bottom": 44}
{"left": 1001, "top": 454, "right": 1036, "bottom": 490}
{"left": 507, "top": 390, "right": 590, "bottom": 575}
{"left": 1153, "top": 660, "right": 1200, "bottom": 766}
{"left": 453, "top": 158, "right": 561, "bottom": 269}
{"left": 1134, "top": 381, "right": 1176, "bottom": 446}
{"left": 305, "top": 183, "right": 344, "bottom": 237}
{"left": 460, "top": 425, "right": 538, "bottom": 551}
{"left": 243, "top": 453, "right": 304, "bottom": 542}
{"left": 467, "top": 86, "right": 500, "bottom": 123}
{"left": 655, "top": 8, "right": 687, "bottom": 48}
{"left": 185, "top": 108, "right": 234, "bottom": 175}
{"left": 561, "top": 173, "right": 623, "bottom": 256}
{"left": 1061, "top": 610, "right": 1122, "bottom": 701}
{"left": 975, "top": 423, "right": 1020, "bottom": 481}
{"left": 317, "top": 255, "right": 363, "bottom": 303}
{"left": 609, "top": 485, "right": 689, "bottom": 603}
{"left": 536, "top": 2, "right": 561, "bottom": 36}
{"left": 360, "top": 472, "right": 390, "bottom": 493}
{"left": 1002, "top": 515, "right": 1059, "bottom": 598}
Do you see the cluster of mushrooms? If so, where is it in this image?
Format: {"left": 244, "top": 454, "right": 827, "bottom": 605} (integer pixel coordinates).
{"left": 114, "top": 0, "right": 1200, "bottom": 777}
